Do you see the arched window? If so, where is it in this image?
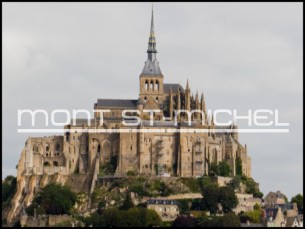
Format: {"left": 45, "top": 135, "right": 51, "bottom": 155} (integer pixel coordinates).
{"left": 56, "top": 143, "right": 60, "bottom": 151}
{"left": 156, "top": 81, "right": 159, "bottom": 90}
{"left": 145, "top": 80, "right": 148, "bottom": 90}
{"left": 46, "top": 145, "right": 49, "bottom": 152}
{"left": 144, "top": 96, "right": 147, "bottom": 103}
{"left": 150, "top": 81, "right": 154, "bottom": 91}
{"left": 97, "top": 144, "right": 101, "bottom": 153}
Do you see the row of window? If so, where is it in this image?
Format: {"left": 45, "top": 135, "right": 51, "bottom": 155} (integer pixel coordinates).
{"left": 144, "top": 80, "right": 160, "bottom": 91}
{"left": 143, "top": 96, "right": 159, "bottom": 103}
{"left": 34, "top": 143, "right": 61, "bottom": 152}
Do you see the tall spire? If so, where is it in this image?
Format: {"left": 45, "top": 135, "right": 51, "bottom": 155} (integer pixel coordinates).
{"left": 141, "top": 5, "right": 162, "bottom": 76}
{"left": 147, "top": 5, "right": 157, "bottom": 61}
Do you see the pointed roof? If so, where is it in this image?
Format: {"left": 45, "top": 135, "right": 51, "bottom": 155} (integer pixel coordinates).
{"left": 141, "top": 6, "right": 162, "bottom": 76}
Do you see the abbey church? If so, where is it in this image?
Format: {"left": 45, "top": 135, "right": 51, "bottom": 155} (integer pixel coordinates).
{"left": 8, "top": 8, "right": 251, "bottom": 222}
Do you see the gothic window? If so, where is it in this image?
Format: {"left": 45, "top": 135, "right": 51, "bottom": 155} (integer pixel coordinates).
{"left": 97, "top": 144, "right": 101, "bottom": 153}
{"left": 156, "top": 81, "right": 159, "bottom": 90}
{"left": 46, "top": 145, "right": 49, "bottom": 152}
{"left": 145, "top": 80, "right": 148, "bottom": 90}
{"left": 150, "top": 81, "right": 154, "bottom": 91}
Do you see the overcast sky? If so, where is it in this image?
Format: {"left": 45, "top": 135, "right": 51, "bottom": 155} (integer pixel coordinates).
{"left": 3, "top": 2, "right": 303, "bottom": 199}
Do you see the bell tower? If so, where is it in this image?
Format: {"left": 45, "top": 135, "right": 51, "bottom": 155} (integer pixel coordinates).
{"left": 139, "top": 6, "right": 164, "bottom": 108}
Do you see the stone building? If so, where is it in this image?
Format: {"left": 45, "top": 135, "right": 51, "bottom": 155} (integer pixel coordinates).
{"left": 264, "top": 191, "right": 287, "bottom": 208}
{"left": 147, "top": 199, "right": 180, "bottom": 221}
{"left": 8, "top": 8, "right": 251, "bottom": 223}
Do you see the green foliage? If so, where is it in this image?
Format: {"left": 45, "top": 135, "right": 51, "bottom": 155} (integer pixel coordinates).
{"left": 177, "top": 199, "right": 192, "bottom": 214}
{"left": 173, "top": 215, "right": 195, "bottom": 227}
{"left": 201, "top": 183, "right": 219, "bottom": 214}
{"left": 240, "top": 175, "right": 263, "bottom": 198}
{"left": 26, "top": 183, "right": 77, "bottom": 215}
{"left": 239, "top": 204, "right": 261, "bottom": 224}
{"left": 130, "top": 182, "right": 149, "bottom": 197}
{"left": 246, "top": 209, "right": 261, "bottom": 223}
{"left": 98, "top": 200, "right": 106, "bottom": 210}
{"left": 197, "top": 176, "right": 213, "bottom": 191}
{"left": 197, "top": 212, "right": 240, "bottom": 227}
{"left": 218, "top": 161, "right": 231, "bottom": 177}
{"left": 291, "top": 194, "right": 303, "bottom": 210}
{"left": 218, "top": 186, "right": 238, "bottom": 213}
{"left": 209, "top": 162, "right": 231, "bottom": 177}
{"left": 200, "top": 181, "right": 238, "bottom": 214}
{"left": 229, "top": 176, "right": 241, "bottom": 190}
{"left": 99, "top": 162, "right": 116, "bottom": 176}
{"left": 145, "top": 209, "right": 162, "bottom": 227}
{"left": 2, "top": 176, "right": 17, "bottom": 209}
{"left": 218, "top": 212, "right": 241, "bottom": 227}
{"left": 180, "top": 178, "right": 200, "bottom": 193}
{"left": 103, "top": 207, "right": 161, "bottom": 227}
{"left": 151, "top": 179, "right": 173, "bottom": 196}
{"left": 235, "top": 157, "right": 243, "bottom": 176}
{"left": 104, "top": 207, "right": 121, "bottom": 227}
{"left": 126, "top": 170, "right": 136, "bottom": 176}
{"left": 210, "top": 162, "right": 218, "bottom": 176}
{"left": 121, "top": 192, "right": 134, "bottom": 210}
{"left": 78, "top": 212, "right": 106, "bottom": 227}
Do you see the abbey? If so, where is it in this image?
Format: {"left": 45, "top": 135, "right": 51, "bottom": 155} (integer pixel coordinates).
{"left": 8, "top": 8, "right": 251, "bottom": 222}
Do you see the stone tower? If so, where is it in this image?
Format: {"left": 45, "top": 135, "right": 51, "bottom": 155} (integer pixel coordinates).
{"left": 139, "top": 7, "right": 164, "bottom": 110}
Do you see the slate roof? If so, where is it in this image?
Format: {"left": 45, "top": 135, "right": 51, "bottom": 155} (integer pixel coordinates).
{"left": 141, "top": 59, "right": 162, "bottom": 75}
{"left": 96, "top": 99, "right": 137, "bottom": 108}
{"left": 147, "top": 199, "right": 178, "bottom": 205}
{"left": 163, "top": 83, "right": 184, "bottom": 94}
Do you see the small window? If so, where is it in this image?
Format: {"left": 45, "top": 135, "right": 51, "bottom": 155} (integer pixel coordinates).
{"left": 144, "top": 96, "right": 147, "bottom": 102}
{"left": 46, "top": 146, "right": 49, "bottom": 151}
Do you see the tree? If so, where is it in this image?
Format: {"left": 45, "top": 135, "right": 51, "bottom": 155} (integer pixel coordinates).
{"left": 145, "top": 209, "right": 162, "bottom": 227}
{"left": 218, "top": 161, "right": 231, "bottom": 177}
{"left": 218, "top": 186, "right": 238, "bottom": 213}
{"left": 201, "top": 184, "right": 219, "bottom": 214}
{"left": 104, "top": 207, "right": 121, "bottom": 227}
{"left": 2, "top": 176, "right": 17, "bottom": 208}
{"left": 82, "top": 212, "right": 106, "bottom": 227}
{"left": 235, "top": 157, "right": 243, "bottom": 176}
{"left": 291, "top": 194, "right": 303, "bottom": 210}
{"left": 121, "top": 192, "right": 134, "bottom": 210}
{"left": 173, "top": 215, "right": 195, "bottom": 227}
{"left": 240, "top": 176, "right": 263, "bottom": 198}
{"left": 26, "top": 183, "right": 77, "bottom": 215}
{"left": 219, "top": 212, "right": 241, "bottom": 227}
